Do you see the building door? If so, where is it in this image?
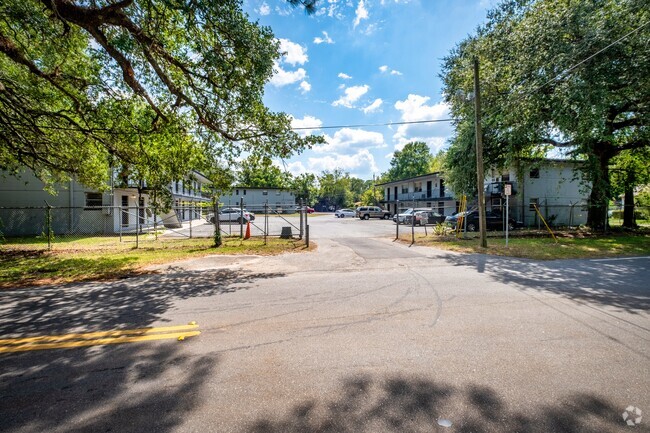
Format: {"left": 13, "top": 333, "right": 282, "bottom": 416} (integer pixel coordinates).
{"left": 427, "top": 181, "right": 432, "bottom": 198}
{"left": 121, "top": 195, "right": 129, "bottom": 226}
{"left": 440, "top": 179, "right": 445, "bottom": 198}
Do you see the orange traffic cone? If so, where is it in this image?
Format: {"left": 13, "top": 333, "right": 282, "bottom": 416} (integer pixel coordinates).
{"left": 244, "top": 221, "right": 251, "bottom": 239}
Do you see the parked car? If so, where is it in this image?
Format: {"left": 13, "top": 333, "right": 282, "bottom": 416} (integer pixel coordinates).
{"left": 445, "top": 210, "right": 519, "bottom": 231}
{"left": 296, "top": 206, "right": 315, "bottom": 214}
{"left": 413, "top": 210, "right": 446, "bottom": 226}
{"left": 335, "top": 208, "right": 356, "bottom": 218}
{"left": 356, "top": 206, "right": 392, "bottom": 220}
{"left": 206, "top": 207, "right": 255, "bottom": 224}
{"left": 394, "top": 208, "right": 434, "bottom": 224}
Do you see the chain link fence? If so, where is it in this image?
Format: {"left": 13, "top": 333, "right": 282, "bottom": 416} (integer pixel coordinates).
{"left": 0, "top": 202, "right": 311, "bottom": 249}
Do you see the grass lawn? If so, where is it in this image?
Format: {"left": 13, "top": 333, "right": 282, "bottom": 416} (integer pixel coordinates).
{"left": 398, "top": 230, "right": 650, "bottom": 260}
{"left": 0, "top": 236, "right": 312, "bottom": 288}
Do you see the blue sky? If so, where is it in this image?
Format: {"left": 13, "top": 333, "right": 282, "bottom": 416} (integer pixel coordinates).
{"left": 243, "top": 0, "right": 498, "bottom": 180}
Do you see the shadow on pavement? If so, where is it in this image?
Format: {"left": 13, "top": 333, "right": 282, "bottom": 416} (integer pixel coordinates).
{"left": 0, "top": 268, "right": 285, "bottom": 337}
{"left": 436, "top": 254, "right": 649, "bottom": 314}
{"left": 0, "top": 268, "right": 285, "bottom": 433}
{"left": 245, "top": 374, "right": 626, "bottom": 433}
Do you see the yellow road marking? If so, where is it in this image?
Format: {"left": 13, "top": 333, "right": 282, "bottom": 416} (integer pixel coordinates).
{"left": 0, "top": 331, "right": 201, "bottom": 353}
{"left": 0, "top": 324, "right": 199, "bottom": 345}
{"left": 0, "top": 324, "right": 201, "bottom": 353}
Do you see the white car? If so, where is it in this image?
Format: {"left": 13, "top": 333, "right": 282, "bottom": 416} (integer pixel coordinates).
{"left": 206, "top": 208, "right": 255, "bottom": 223}
{"left": 335, "top": 208, "right": 356, "bottom": 218}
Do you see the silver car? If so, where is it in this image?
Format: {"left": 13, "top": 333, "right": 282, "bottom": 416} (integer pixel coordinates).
{"left": 335, "top": 208, "right": 356, "bottom": 218}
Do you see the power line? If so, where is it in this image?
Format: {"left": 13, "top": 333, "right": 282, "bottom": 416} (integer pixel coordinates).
{"left": 291, "top": 118, "right": 455, "bottom": 130}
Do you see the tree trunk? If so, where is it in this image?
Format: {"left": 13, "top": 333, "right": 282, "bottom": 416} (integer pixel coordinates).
{"left": 586, "top": 144, "right": 612, "bottom": 230}
{"left": 622, "top": 185, "right": 637, "bottom": 228}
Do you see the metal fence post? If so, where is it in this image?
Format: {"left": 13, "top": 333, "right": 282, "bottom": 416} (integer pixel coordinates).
{"left": 45, "top": 203, "right": 52, "bottom": 251}
{"left": 306, "top": 224, "right": 309, "bottom": 248}
{"left": 395, "top": 200, "right": 399, "bottom": 240}
{"left": 240, "top": 197, "right": 244, "bottom": 238}
{"left": 189, "top": 212, "right": 193, "bottom": 239}
{"left": 135, "top": 204, "right": 139, "bottom": 249}
{"left": 299, "top": 199, "right": 304, "bottom": 240}
{"left": 264, "top": 201, "right": 268, "bottom": 245}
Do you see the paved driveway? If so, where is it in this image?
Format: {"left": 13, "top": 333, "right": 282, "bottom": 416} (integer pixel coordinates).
{"left": 0, "top": 216, "right": 648, "bottom": 432}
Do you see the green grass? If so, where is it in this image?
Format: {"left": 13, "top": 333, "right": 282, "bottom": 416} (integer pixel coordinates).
{"left": 0, "top": 236, "right": 312, "bottom": 288}
{"left": 398, "top": 231, "right": 650, "bottom": 260}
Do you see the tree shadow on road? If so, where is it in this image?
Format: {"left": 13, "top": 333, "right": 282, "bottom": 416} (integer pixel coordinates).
{"left": 244, "top": 374, "right": 627, "bottom": 433}
{"left": 0, "top": 267, "right": 285, "bottom": 433}
{"left": 0, "top": 268, "right": 285, "bottom": 337}
{"left": 434, "top": 254, "right": 649, "bottom": 314}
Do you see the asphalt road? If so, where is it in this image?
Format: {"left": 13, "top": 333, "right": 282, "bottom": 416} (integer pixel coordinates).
{"left": 1, "top": 216, "right": 648, "bottom": 433}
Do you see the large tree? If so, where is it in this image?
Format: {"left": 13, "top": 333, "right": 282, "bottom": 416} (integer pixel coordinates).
{"left": 384, "top": 141, "right": 434, "bottom": 182}
{"left": 0, "top": 0, "right": 321, "bottom": 189}
{"left": 238, "top": 154, "right": 292, "bottom": 189}
{"left": 441, "top": 0, "right": 649, "bottom": 228}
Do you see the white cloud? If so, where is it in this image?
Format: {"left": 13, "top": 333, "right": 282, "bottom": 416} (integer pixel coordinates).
{"left": 299, "top": 81, "right": 311, "bottom": 93}
{"left": 314, "top": 31, "right": 334, "bottom": 45}
{"left": 258, "top": 2, "right": 270, "bottom": 15}
{"left": 308, "top": 149, "right": 379, "bottom": 176}
{"left": 379, "top": 65, "right": 402, "bottom": 76}
{"left": 270, "top": 63, "right": 307, "bottom": 87}
{"left": 285, "top": 161, "right": 308, "bottom": 176}
{"left": 291, "top": 115, "right": 323, "bottom": 137}
{"left": 314, "top": 128, "right": 385, "bottom": 154}
{"left": 332, "top": 84, "right": 369, "bottom": 108}
{"left": 278, "top": 38, "right": 308, "bottom": 66}
{"left": 392, "top": 94, "right": 453, "bottom": 149}
{"left": 353, "top": 0, "right": 369, "bottom": 29}
{"left": 338, "top": 72, "right": 352, "bottom": 80}
{"left": 362, "top": 98, "right": 383, "bottom": 114}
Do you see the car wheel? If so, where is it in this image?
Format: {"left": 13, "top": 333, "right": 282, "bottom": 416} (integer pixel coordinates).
{"left": 383, "top": 214, "right": 390, "bottom": 220}
{"left": 340, "top": 214, "right": 345, "bottom": 218}
{"left": 209, "top": 217, "right": 215, "bottom": 224}
{"left": 237, "top": 217, "right": 244, "bottom": 224}
{"left": 363, "top": 214, "right": 370, "bottom": 220}
{"left": 466, "top": 222, "right": 477, "bottom": 232}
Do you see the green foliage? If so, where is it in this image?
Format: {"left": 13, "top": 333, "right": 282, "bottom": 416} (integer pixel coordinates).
{"left": 291, "top": 173, "right": 318, "bottom": 204}
{"left": 360, "top": 186, "right": 383, "bottom": 206}
{"left": 238, "top": 154, "right": 292, "bottom": 189}
{"left": 441, "top": 0, "right": 650, "bottom": 228}
{"left": 431, "top": 223, "right": 448, "bottom": 236}
{"left": 384, "top": 142, "right": 434, "bottom": 182}
{"left": 317, "top": 169, "right": 353, "bottom": 208}
{"left": 0, "top": 0, "right": 321, "bottom": 190}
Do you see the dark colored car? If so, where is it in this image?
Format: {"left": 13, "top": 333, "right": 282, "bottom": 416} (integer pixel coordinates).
{"left": 413, "top": 210, "right": 446, "bottom": 226}
{"left": 445, "top": 210, "right": 520, "bottom": 232}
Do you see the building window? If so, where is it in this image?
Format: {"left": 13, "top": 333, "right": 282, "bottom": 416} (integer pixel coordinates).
{"left": 438, "top": 201, "right": 445, "bottom": 214}
{"left": 529, "top": 168, "right": 540, "bottom": 179}
{"left": 502, "top": 173, "right": 510, "bottom": 181}
{"left": 263, "top": 191, "right": 268, "bottom": 196}
{"left": 236, "top": 189, "right": 239, "bottom": 195}
{"left": 85, "top": 192, "right": 103, "bottom": 208}
{"left": 529, "top": 198, "right": 539, "bottom": 211}
{"left": 401, "top": 185, "right": 408, "bottom": 194}
{"left": 175, "top": 181, "right": 179, "bottom": 193}
{"left": 414, "top": 181, "right": 422, "bottom": 193}
{"left": 243, "top": 190, "right": 247, "bottom": 195}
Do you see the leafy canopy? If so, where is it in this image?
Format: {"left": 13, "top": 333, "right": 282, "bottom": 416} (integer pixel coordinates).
{"left": 0, "top": 0, "right": 322, "bottom": 189}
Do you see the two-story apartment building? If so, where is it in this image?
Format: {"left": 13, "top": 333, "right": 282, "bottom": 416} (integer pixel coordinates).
{"left": 378, "top": 159, "right": 590, "bottom": 227}
{"left": 0, "top": 169, "right": 211, "bottom": 236}
{"left": 377, "top": 172, "right": 458, "bottom": 216}
{"left": 484, "top": 159, "right": 589, "bottom": 227}
{"left": 217, "top": 187, "right": 296, "bottom": 213}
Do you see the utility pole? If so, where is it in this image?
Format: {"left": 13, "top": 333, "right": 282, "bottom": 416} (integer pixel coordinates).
{"left": 473, "top": 57, "right": 488, "bottom": 248}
